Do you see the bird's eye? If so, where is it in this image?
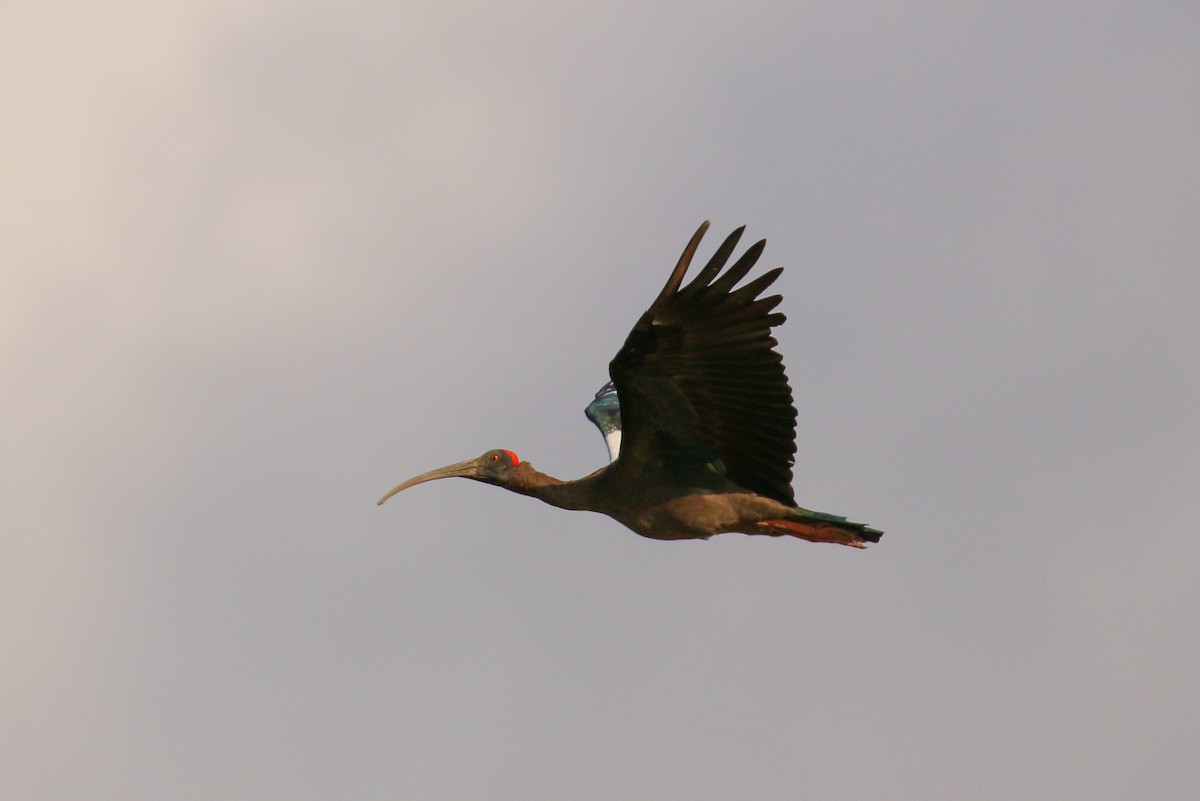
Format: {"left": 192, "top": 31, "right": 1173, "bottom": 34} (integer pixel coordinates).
{"left": 490, "top": 453, "right": 499, "bottom": 462}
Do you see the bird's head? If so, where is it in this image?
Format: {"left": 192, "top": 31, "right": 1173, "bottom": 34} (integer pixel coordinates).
{"left": 377, "top": 449, "right": 522, "bottom": 505}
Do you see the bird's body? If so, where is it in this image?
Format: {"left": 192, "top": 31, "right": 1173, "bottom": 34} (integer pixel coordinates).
{"left": 432, "top": 454, "right": 877, "bottom": 546}
{"left": 379, "top": 222, "right": 881, "bottom": 547}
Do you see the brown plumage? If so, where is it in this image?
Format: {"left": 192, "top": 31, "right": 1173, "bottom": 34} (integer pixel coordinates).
{"left": 378, "top": 222, "right": 881, "bottom": 547}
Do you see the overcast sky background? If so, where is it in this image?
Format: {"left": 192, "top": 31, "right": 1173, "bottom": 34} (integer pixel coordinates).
{"left": 4, "top": 2, "right": 1198, "bottom": 799}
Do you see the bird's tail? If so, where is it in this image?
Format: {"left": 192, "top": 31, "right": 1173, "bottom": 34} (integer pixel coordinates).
{"left": 756, "top": 509, "right": 883, "bottom": 548}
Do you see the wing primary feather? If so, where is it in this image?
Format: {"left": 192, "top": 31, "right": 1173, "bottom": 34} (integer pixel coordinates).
{"left": 708, "top": 239, "right": 766, "bottom": 295}
{"left": 680, "top": 225, "right": 745, "bottom": 295}
{"left": 722, "top": 268, "right": 784, "bottom": 307}
{"left": 648, "top": 221, "right": 709, "bottom": 314}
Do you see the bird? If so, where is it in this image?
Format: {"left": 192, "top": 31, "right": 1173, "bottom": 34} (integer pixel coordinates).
{"left": 378, "top": 222, "right": 882, "bottom": 547}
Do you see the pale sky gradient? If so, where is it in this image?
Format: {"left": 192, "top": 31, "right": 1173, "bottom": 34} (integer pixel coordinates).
{"left": 4, "top": 3, "right": 1198, "bottom": 799}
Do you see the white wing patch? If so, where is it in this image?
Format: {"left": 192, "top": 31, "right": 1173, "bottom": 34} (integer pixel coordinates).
{"left": 602, "top": 429, "right": 622, "bottom": 463}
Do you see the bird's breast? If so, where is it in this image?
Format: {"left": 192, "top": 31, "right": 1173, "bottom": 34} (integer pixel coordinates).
{"left": 610, "top": 491, "right": 781, "bottom": 541}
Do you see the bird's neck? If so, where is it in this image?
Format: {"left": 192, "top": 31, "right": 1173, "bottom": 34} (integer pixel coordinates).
{"left": 507, "top": 463, "right": 594, "bottom": 511}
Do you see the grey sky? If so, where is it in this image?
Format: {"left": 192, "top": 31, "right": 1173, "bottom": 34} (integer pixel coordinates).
{"left": 4, "top": 2, "right": 1198, "bottom": 799}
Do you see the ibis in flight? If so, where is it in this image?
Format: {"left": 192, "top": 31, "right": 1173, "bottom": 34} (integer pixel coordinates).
{"left": 378, "top": 222, "right": 882, "bottom": 547}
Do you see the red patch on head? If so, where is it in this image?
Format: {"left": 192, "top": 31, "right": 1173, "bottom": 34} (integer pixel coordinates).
{"left": 502, "top": 449, "right": 520, "bottom": 466}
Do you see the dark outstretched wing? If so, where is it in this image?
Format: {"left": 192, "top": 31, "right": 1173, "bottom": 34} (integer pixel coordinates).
{"left": 608, "top": 221, "right": 798, "bottom": 506}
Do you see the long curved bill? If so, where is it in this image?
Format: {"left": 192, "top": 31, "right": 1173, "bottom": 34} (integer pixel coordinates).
{"left": 376, "top": 458, "right": 482, "bottom": 506}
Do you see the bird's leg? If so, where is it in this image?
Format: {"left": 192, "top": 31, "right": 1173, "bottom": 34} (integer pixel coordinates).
{"left": 754, "top": 519, "right": 869, "bottom": 548}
